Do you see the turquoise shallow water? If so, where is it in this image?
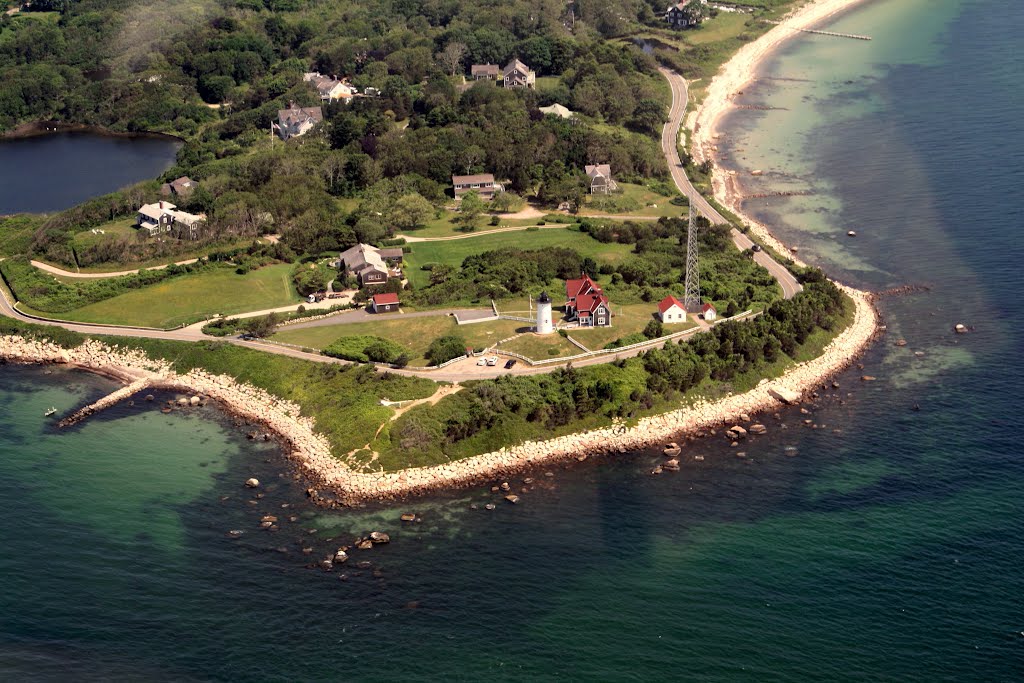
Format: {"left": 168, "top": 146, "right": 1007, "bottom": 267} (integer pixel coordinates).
{"left": 2, "top": 1, "right": 1024, "bottom": 679}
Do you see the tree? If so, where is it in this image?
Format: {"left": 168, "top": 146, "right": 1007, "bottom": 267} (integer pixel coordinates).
{"left": 364, "top": 340, "right": 396, "bottom": 363}
{"left": 455, "top": 191, "right": 486, "bottom": 231}
{"left": 489, "top": 191, "right": 525, "bottom": 214}
{"left": 391, "top": 193, "right": 434, "bottom": 231}
{"left": 426, "top": 334, "right": 466, "bottom": 366}
{"left": 436, "top": 41, "right": 467, "bottom": 77}
{"left": 242, "top": 313, "right": 279, "bottom": 338}
{"left": 643, "top": 319, "right": 664, "bottom": 339}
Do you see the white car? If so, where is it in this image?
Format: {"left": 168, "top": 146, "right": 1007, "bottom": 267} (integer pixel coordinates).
{"left": 476, "top": 357, "right": 487, "bottom": 366}
{"left": 485, "top": 357, "right": 498, "bottom": 366}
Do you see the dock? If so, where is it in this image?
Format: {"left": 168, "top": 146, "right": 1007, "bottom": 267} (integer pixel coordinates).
{"left": 764, "top": 20, "right": 872, "bottom": 41}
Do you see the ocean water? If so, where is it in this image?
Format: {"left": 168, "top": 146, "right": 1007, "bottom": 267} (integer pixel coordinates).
{"left": 2, "top": 0, "right": 1024, "bottom": 679}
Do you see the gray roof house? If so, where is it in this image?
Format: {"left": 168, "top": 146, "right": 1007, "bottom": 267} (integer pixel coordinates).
{"left": 338, "top": 243, "right": 401, "bottom": 287}
{"left": 470, "top": 64, "right": 500, "bottom": 80}
{"left": 276, "top": 105, "right": 323, "bottom": 140}
{"left": 585, "top": 164, "right": 618, "bottom": 194}
{"left": 160, "top": 176, "right": 196, "bottom": 198}
{"left": 503, "top": 59, "right": 536, "bottom": 89}
{"left": 136, "top": 201, "right": 205, "bottom": 240}
{"left": 452, "top": 173, "right": 501, "bottom": 201}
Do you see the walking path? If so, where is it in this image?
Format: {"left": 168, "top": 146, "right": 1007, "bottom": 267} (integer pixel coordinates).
{"left": 31, "top": 258, "right": 201, "bottom": 279}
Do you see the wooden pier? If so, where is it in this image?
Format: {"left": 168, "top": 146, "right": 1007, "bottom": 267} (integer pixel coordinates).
{"left": 764, "top": 20, "right": 872, "bottom": 41}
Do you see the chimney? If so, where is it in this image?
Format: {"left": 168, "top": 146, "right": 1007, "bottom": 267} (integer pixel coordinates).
{"left": 159, "top": 201, "right": 164, "bottom": 209}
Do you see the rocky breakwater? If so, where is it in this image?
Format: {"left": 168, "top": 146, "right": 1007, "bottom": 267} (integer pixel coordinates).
{"left": 321, "top": 286, "right": 879, "bottom": 502}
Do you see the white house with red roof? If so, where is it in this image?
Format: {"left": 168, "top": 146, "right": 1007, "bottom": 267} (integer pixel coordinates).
{"left": 565, "top": 274, "right": 611, "bottom": 327}
{"left": 370, "top": 292, "right": 400, "bottom": 313}
{"left": 658, "top": 295, "right": 687, "bottom": 323}
{"left": 701, "top": 303, "right": 717, "bottom": 321}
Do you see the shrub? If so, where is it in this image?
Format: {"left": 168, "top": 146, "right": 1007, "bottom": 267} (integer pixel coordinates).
{"left": 324, "top": 335, "right": 407, "bottom": 363}
{"left": 425, "top": 333, "right": 466, "bottom": 366}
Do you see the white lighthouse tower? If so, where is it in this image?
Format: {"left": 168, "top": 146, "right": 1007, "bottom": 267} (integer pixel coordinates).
{"left": 536, "top": 291, "right": 554, "bottom": 334}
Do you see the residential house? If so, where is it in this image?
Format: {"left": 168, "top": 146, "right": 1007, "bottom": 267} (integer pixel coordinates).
{"left": 338, "top": 243, "right": 397, "bottom": 287}
{"left": 665, "top": 0, "right": 706, "bottom": 28}
{"left": 702, "top": 303, "right": 717, "bottom": 321}
{"left": 135, "top": 201, "right": 205, "bottom": 240}
{"left": 503, "top": 59, "right": 536, "bottom": 89}
{"left": 303, "top": 72, "right": 353, "bottom": 102}
{"left": 585, "top": 164, "right": 619, "bottom": 194}
{"left": 470, "top": 64, "right": 500, "bottom": 81}
{"left": 160, "top": 176, "right": 196, "bottom": 199}
{"left": 452, "top": 173, "right": 500, "bottom": 201}
{"left": 658, "top": 295, "right": 688, "bottom": 323}
{"left": 539, "top": 103, "right": 575, "bottom": 120}
{"left": 370, "top": 292, "right": 400, "bottom": 313}
{"left": 565, "top": 274, "right": 611, "bottom": 327}
{"left": 276, "top": 104, "right": 323, "bottom": 140}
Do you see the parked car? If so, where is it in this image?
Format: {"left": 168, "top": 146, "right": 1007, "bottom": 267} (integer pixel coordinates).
{"left": 476, "top": 357, "right": 487, "bottom": 366}
{"left": 485, "top": 356, "right": 498, "bottom": 366}
{"left": 504, "top": 359, "right": 517, "bottom": 369}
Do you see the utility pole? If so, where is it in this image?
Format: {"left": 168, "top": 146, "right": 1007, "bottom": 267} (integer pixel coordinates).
{"left": 684, "top": 205, "right": 700, "bottom": 312}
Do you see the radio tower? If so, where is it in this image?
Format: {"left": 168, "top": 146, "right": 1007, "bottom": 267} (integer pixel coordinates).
{"left": 684, "top": 205, "right": 700, "bottom": 312}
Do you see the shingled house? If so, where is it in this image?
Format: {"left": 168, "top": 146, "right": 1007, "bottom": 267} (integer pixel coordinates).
{"left": 135, "top": 201, "right": 205, "bottom": 240}
{"left": 452, "top": 173, "right": 500, "bottom": 201}
{"left": 337, "top": 243, "right": 402, "bottom": 287}
{"left": 470, "top": 64, "right": 500, "bottom": 81}
{"left": 585, "top": 164, "right": 618, "bottom": 194}
{"left": 565, "top": 274, "right": 611, "bottom": 327}
{"left": 503, "top": 59, "right": 535, "bottom": 89}
{"left": 276, "top": 104, "right": 323, "bottom": 140}
{"left": 160, "top": 176, "right": 196, "bottom": 199}
{"left": 303, "top": 72, "right": 353, "bottom": 102}
{"left": 665, "top": 0, "right": 707, "bottom": 28}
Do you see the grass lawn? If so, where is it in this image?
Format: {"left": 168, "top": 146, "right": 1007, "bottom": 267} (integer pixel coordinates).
{"left": 534, "top": 75, "right": 562, "bottom": 92}
{"left": 497, "top": 331, "right": 579, "bottom": 361}
{"left": 568, "top": 302, "right": 689, "bottom": 349}
{"left": 273, "top": 315, "right": 525, "bottom": 366}
{"left": 408, "top": 213, "right": 555, "bottom": 239}
{"left": 581, "top": 182, "right": 685, "bottom": 218}
{"left": 404, "top": 228, "right": 636, "bottom": 288}
{"left": 43, "top": 264, "right": 299, "bottom": 328}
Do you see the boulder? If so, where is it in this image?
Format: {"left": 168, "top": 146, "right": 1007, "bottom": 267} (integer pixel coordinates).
{"left": 334, "top": 550, "right": 349, "bottom": 563}
{"left": 244, "top": 478, "right": 260, "bottom": 488}
{"left": 894, "top": 339, "right": 908, "bottom": 347}
{"left": 356, "top": 540, "right": 373, "bottom": 550}
{"left": 861, "top": 375, "right": 876, "bottom": 381}
{"left": 726, "top": 426, "right": 747, "bottom": 440}
{"left": 369, "top": 531, "right": 390, "bottom": 544}
{"left": 504, "top": 494, "right": 520, "bottom": 504}
{"left": 663, "top": 459, "right": 680, "bottom": 471}
{"left": 177, "top": 397, "right": 189, "bottom": 406}
{"left": 189, "top": 396, "right": 201, "bottom": 406}
{"left": 400, "top": 513, "right": 416, "bottom": 522}
{"left": 484, "top": 503, "right": 496, "bottom": 510}
{"left": 954, "top": 323, "right": 968, "bottom": 334}
{"left": 769, "top": 387, "right": 800, "bottom": 405}
{"left": 663, "top": 443, "right": 681, "bottom": 457}
{"left": 749, "top": 424, "right": 767, "bottom": 435}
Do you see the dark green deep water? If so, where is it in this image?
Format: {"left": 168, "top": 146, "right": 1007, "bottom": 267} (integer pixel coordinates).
{"left": 2, "top": 1, "right": 1023, "bottom": 679}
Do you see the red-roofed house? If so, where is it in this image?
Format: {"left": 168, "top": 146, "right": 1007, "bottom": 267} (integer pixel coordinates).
{"left": 565, "top": 274, "right": 610, "bottom": 327}
{"left": 658, "top": 295, "right": 687, "bottom": 323}
{"left": 370, "top": 292, "right": 400, "bottom": 313}
{"left": 701, "top": 303, "right": 717, "bottom": 321}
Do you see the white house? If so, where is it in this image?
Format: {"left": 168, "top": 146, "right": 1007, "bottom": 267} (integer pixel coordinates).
{"left": 658, "top": 295, "right": 688, "bottom": 323}
{"left": 702, "top": 303, "right": 717, "bottom": 321}
{"left": 135, "top": 201, "right": 205, "bottom": 240}
{"left": 303, "top": 72, "right": 354, "bottom": 102}
{"left": 276, "top": 105, "right": 323, "bottom": 140}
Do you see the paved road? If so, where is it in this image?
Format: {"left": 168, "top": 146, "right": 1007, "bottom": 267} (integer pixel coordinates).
{"left": 281, "top": 307, "right": 493, "bottom": 331}
{"left": 659, "top": 68, "right": 802, "bottom": 300}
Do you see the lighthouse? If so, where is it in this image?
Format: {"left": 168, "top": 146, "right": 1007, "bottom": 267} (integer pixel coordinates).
{"left": 536, "top": 291, "right": 553, "bottom": 334}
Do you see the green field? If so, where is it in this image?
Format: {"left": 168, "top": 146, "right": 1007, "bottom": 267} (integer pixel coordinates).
{"left": 37, "top": 264, "right": 299, "bottom": 328}
{"left": 497, "top": 331, "right": 579, "bottom": 360}
{"left": 274, "top": 315, "right": 525, "bottom": 366}
{"left": 403, "top": 228, "right": 636, "bottom": 288}
{"left": 568, "top": 302, "right": 695, "bottom": 350}
{"left": 581, "top": 182, "right": 685, "bottom": 218}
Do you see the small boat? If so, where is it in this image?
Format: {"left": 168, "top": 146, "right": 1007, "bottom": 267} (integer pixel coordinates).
{"left": 44, "top": 407, "right": 57, "bottom": 417}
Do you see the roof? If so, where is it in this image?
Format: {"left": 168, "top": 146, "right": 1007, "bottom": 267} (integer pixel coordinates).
{"left": 539, "top": 103, "right": 574, "bottom": 119}
{"left": 585, "top": 164, "right": 612, "bottom": 179}
{"left": 452, "top": 173, "right": 495, "bottom": 185}
{"left": 278, "top": 106, "right": 323, "bottom": 126}
{"left": 538, "top": 291, "right": 551, "bottom": 304}
{"left": 702, "top": 303, "right": 717, "bottom": 313}
{"left": 138, "top": 202, "right": 173, "bottom": 221}
{"left": 373, "top": 293, "right": 400, "bottom": 305}
{"left": 471, "top": 64, "right": 500, "bottom": 76}
{"left": 575, "top": 292, "right": 608, "bottom": 315}
{"left": 340, "top": 243, "right": 386, "bottom": 273}
{"left": 169, "top": 176, "right": 194, "bottom": 193}
{"left": 378, "top": 248, "right": 404, "bottom": 260}
{"left": 659, "top": 295, "right": 686, "bottom": 315}
{"left": 566, "top": 274, "right": 602, "bottom": 300}
{"left": 503, "top": 59, "right": 532, "bottom": 76}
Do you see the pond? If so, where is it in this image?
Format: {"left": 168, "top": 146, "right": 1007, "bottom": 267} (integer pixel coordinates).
{"left": 0, "top": 131, "right": 181, "bottom": 214}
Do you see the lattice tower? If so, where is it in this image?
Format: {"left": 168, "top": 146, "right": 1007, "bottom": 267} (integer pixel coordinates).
{"left": 684, "top": 205, "right": 700, "bottom": 311}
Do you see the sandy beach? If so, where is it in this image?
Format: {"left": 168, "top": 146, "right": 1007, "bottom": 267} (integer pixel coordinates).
{"left": 0, "top": 0, "right": 883, "bottom": 503}
{"left": 692, "top": 0, "right": 872, "bottom": 262}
